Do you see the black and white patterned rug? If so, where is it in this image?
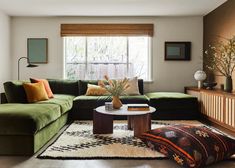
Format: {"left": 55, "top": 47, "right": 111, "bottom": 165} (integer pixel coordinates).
{"left": 38, "top": 120, "right": 202, "bottom": 160}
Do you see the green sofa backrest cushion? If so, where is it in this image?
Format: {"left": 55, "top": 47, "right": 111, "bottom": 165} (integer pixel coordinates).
{"left": 3, "top": 81, "right": 28, "bottom": 103}
{"left": 79, "top": 79, "right": 144, "bottom": 95}
{"left": 47, "top": 79, "right": 79, "bottom": 96}
{"left": 0, "top": 93, "right": 7, "bottom": 104}
{"left": 3, "top": 79, "right": 143, "bottom": 101}
{"left": 138, "top": 79, "right": 144, "bottom": 95}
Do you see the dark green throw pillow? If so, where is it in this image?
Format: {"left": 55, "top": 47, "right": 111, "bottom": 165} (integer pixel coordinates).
{"left": 3, "top": 81, "right": 29, "bottom": 103}
{"left": 47, "top": 79, "right": 79, "bottom": 96}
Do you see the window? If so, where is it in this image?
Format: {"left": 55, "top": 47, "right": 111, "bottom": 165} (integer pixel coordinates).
{"left": 64, "top": 36, "right": 152, "bottom": 81}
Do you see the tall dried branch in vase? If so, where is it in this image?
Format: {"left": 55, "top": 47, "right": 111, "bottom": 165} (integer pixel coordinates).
{"left": 99, "top": 75, "right": 130, "bottom": 109}
{"left": 204, "top": 36, "right": 235, "bottom": 92}
{"left": 205, "top": 36, "right": 235, "bottom": 77}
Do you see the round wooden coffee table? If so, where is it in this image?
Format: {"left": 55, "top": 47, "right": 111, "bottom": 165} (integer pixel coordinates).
{"left": 93, "top": 105, "right": 156, "bottom": 137}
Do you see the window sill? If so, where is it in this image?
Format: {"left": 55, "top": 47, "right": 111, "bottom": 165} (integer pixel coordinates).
{"left": 144, "top": 80, "right": 154, "bottom": 83}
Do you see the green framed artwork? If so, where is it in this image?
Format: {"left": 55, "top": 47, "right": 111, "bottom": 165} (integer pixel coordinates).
{"left": 27, "top": 38, "right": 48, "bottom": 63}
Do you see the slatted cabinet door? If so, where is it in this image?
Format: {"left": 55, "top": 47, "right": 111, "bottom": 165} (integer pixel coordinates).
{"left": 185, "top": 87, "right": 235, "bottom": 133}
{"left": 225, "top": 96, "right": 235, "bottom": 128}
{"left": 201, "top": 91, "right": 224, "bottom": 123}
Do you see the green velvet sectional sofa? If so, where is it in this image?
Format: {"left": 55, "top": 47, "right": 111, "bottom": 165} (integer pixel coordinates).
{"left": 0, "top": 79, "right": 199, "bottom": 155}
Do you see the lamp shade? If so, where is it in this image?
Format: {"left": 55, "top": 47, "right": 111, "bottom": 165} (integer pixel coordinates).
{"left": 18, "top": 57, "right": 38, "bottom": 80}
{"left": 194, "top": 70, "right": 207, "bottom": 81}
{"left": 27, "top": 64, "right": 38, "bottom": 68}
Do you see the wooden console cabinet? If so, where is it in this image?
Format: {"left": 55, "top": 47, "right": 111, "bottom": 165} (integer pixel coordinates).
{"left": 185, "top": 87, "right": 235, "bottom": 133}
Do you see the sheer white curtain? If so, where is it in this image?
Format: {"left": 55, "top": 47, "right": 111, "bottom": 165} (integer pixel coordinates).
{"left": 85, "top": 64, "right": 131, "bottom": 80}
{"left": 64, "top": 36, "right": 150, "bottom": 81}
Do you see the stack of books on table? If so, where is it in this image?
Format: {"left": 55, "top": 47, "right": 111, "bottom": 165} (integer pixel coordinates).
{"left": 127, "top": 104, "right": 150, "bottom": 111}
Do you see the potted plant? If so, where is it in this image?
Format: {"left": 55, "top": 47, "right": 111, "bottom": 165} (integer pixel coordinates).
{"left": 204, "top": 36, "right": 235, "bottom": 92}
{"left": 99, "top": 75, "right": 130, "bottom": 109}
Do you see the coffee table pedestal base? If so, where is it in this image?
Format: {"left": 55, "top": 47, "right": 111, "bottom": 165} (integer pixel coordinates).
{"left": 128, "top": 114, "right": 151, "bottom": 137}
{"left": 93, "top": 111, "right": 113, "bottom": 134}
{"left": 93, "top": 110, "right": 151, "bottom": 137}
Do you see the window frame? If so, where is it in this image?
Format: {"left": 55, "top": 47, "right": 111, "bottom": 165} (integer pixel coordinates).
{"left": 63, "top": 36, "right": 153, "bottom": 81}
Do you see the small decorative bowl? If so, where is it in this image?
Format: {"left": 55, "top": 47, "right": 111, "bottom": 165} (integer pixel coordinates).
{"left": 203, "top": 82, "right": 217, "bottom": 90}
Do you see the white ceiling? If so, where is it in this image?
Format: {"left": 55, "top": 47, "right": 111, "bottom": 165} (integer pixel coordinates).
{"left": 0, "top": 0, "right": 227, "bottom": 17}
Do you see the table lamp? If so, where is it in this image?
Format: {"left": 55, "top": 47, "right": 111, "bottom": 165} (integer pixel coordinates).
{"left": 194, "top": 70, "right": 207, "bottom": 88}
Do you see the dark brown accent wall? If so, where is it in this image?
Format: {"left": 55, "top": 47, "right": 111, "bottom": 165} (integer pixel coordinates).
{"left": 203, "top": 0, "right": 235, "bottom": 88}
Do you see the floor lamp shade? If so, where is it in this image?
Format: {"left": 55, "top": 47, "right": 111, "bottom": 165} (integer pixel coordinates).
{"left": 18, "top": 57, "right": 38, "bottom": 80}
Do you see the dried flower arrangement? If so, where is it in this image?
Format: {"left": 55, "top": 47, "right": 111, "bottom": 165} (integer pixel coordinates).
{"left": 204, "top": 36, "right": 235, "bottom": 77}
{"left": 204, "top": 36, "right": 235, "bottom": 92}
{"left": 99, "top": 75, "right": 130, "bottom": 109}
{"left": 99, "top": 75, "right": 130, "bottom": 96}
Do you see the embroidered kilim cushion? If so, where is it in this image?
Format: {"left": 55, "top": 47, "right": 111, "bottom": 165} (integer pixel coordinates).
{"left": 140, "top": 125, "right": 235, "bottom": 168}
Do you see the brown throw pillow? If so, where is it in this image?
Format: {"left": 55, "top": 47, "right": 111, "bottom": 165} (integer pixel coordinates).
{"left": 23, "top": 82, "right": 49, "bottom": 103}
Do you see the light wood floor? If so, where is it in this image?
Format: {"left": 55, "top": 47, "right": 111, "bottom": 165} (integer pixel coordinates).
{"left": 0, "top": 122, "right": 234, "bottom": 168}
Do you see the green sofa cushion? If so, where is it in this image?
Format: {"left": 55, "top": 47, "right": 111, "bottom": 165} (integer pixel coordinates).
{"left": 72, "top": 95, "right": 149, "bottom": 120}
{"left": 120, "top": 95, "right": 149, "bottom": 103}
{"left": 74, "top": 95, "right": 149, "bottom": 102}
{"left": 73, "top": 95, "right": 149, "bottom": 109}
{"left": 144, "top": 92, "right": 199, "bottom": 120}
{"left": 47, "top": 79, "right": 79, "bottom": 96}
{"left": 145, "top": 92, "right": 194, "bottom": 99}
{"left": 0, "top": 103, "right": 61, "bottom": 135}
{"left": 145, "top": 92, "right": 197, "bottom": 110}
{"left": 36, "top": 94, "right": 75, "bottom": 114}
{"left": 3, "top": 81, "right": 29, "bottom": 103}
{"left": 74, "top": 95, "right": 110, "bottom": 101}
{"left": 73, "top": 95, "right": 110, "bottom": 109}
{"left": 0, "top": 113, "right": 68, "bottom": 155}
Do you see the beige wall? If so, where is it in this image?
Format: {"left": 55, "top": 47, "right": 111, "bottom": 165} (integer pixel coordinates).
{"left": 11, "top": 16, "right": 203, "bottom": 93}
{"left": 204, "top": 0, "right": 235, "bottom": 89}
{"left": 0, "top": 11, "right": 11, "bottom": 92}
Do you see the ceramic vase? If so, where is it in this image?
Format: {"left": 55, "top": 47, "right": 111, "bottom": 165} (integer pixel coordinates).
{"left": 224, "top": 76, "right": 233, "bottom": 93}
{"left": 112, "top": 96, "right": 122, "bottom": 109}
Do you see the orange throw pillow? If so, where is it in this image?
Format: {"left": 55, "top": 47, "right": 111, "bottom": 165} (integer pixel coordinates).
{"left": 85, "top": 84, "right": 108, "bottom": 96}
{"left": 23, "top": 82, "right": 49, "bottom": 103}
{"left": 30, "top": 78, "right": 54, "bottom": 98}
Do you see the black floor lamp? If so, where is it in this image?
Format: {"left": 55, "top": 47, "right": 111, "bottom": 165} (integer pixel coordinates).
{"left": 18, "top": 57, "right": 38, "bottom": 80}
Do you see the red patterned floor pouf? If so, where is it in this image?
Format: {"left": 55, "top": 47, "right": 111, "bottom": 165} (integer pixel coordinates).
{"left": 140, "top": 125, "right": 235, "bottom": 168}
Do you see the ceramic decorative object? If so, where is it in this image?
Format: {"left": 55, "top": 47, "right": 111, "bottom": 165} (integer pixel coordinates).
{"left": 112, "top": 96, "right": 122, "bottom": 109}
{"left": 224, "top": 76, "right": 233, "bottom": 92}
{"left": 203, "top": 82, "right": 217, "bottom": 90}
{"left": 105, "top": 102, "right": 113, "bottom": 110}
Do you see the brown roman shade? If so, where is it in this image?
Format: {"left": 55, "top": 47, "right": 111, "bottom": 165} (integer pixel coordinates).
{"left": 60, "top": 24, "right": 154, "bottom": 37}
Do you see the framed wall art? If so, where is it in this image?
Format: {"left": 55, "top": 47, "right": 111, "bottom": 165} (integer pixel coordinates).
{"left": 27, "top": 38, "right": 48, "bottom": 63}
{"left": 165, "top": 42, "right": 191, "bottom": 61}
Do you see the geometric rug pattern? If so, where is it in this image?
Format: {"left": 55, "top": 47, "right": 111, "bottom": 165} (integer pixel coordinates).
{"left": 38, "top": 120, "right": 203, "bottom": 160}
